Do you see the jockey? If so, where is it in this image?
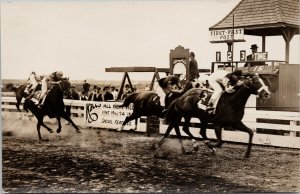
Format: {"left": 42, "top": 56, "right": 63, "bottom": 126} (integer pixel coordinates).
{"left": 38, "top": 71, "right": 64, "bottom": 107}
{"left": 155, "top": 74, "right": 182, "bottom": 112}
{"left": 24, "top": 72, "right": 42, "bottom": 95}
{"left": 207, "top": 69, "right": 243, "bottom": 113}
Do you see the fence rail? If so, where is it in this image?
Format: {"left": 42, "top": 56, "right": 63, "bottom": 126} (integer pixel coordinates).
{"left": 2, "top": 96, "right": 300, "bottom": 148}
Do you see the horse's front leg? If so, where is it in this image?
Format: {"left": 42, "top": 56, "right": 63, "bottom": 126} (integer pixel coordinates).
{"left": 182, "top": 117, "right": 200, "bottom": 152}
{"left": 232, "top": 121, "right": 254, "bottom": 158}
{"left": 213, "top": 124, "right": 224, "bottom": 148}
{"left": 56, "top": 117, "right": 62, "bottom": 133}
{"left": 60, "top": 112, "right": 81, "bottom": 133}
{"left": 173, "top": 125, "right": 185, "bottom": 154}
{"left": 16, "top": 97, "right": 22, "bottom": 112}
{"left": 182, "top": 116, "right": 197, "bottom": 140}
{"left": 117, "top": 113, "right": 139, "bottom": 132}
{"left": 37, "top": 120, "right": 54, "bottom": 141}
{"left": 157, "top": 123, "right": 174, "bottom": 147}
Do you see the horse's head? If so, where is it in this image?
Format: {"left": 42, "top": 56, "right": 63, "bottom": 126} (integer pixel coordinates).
{"left": 58, "top": 78, "right": 71, "bottom": 94}
{"left": 242, "top": 73, "right": 271, "bottom": 100}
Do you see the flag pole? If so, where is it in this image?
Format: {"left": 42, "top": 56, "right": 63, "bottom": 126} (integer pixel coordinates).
{"left": 232, "top": 14, "right": 234, "bottom": 72}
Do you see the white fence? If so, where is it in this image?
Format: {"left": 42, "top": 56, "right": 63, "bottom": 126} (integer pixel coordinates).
{"left": 2, "top": 96, "right": 300, "bottom": 148}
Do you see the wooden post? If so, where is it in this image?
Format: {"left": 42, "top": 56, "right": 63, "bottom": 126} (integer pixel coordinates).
{"left": 149, "top": 70, "right": 160, "bottom": 91}
{"left": 262, "top": 35, "right": 266, "bottom": 52}
{"left": 281, "top": 28, "right": 296, "bottom": 64}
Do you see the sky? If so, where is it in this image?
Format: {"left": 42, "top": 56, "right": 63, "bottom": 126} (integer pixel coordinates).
{"left": 1, "top": 0, "right": 300, "bottom": 81}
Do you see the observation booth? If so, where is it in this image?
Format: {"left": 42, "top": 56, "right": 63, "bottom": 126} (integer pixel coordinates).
{"left": 208, "top": 0, "right": 300, "bottom": 112}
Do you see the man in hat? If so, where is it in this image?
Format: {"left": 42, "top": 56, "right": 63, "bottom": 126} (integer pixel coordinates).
{"left": 88, "top": 85, "right": 98, "bottom": 101}
{"left": 189, "top": 52, "right": 199, "bottom": 81}
{"left": 244, "top": 44, "right": 266, "bottom": 67}
{"left": 103, "top": 86, "right": 114, "bottom": 101}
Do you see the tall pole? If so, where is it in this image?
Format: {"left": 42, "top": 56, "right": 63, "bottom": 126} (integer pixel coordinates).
{"left": 231, "top": 14, "right": 234, "bottom": 71}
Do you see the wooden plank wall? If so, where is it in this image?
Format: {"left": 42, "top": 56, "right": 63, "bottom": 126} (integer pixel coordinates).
{"left": 278, "top": 64, "right": 300, "bottom": 111}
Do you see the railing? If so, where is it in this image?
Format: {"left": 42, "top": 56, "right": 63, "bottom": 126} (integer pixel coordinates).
{"left": 211, "top": 60, "right": 286, "bottom": 74}
{"left": 2, "top": 96, "right": 300, "bottom": 148}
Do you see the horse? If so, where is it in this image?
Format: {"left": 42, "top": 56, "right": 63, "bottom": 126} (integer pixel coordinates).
{"left": 23, "top": 78, "right": 81, "bottom": 140}
{"left": 158, "top": 73, "right": 271, "bottom": 158}
{"left": 115, "top": 77, "right": 205, "bottom": 132}
{"left": 8, "top": 83, "right": 42, "bottom": 112}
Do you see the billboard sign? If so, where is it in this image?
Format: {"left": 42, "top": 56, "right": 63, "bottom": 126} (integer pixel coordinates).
{"left": 210, "top": 28, "right": 244, "bottom": 43}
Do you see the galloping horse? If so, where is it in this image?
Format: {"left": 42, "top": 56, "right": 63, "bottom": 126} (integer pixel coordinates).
{"left": 23, "top": 78, "right": 81, "bottom": 140}
{"left": 10, "top": 83, "right": 42, "bottom": 112}
{"left": 116, "top": 77, "right": 204, "bottom": 132}
{"left": 159, "top": 73, "right": 271, "bottom": 158}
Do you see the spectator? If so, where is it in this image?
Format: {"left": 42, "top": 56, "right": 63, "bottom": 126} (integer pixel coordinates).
{"left": 244, "top": 44, "right": 266, "bottom": 67}
{"left": 121, "top": 84, "right": 132, "bottom": 99}
{"left": 82, "top": 80, "right": 90, "bottom": 94}
{"left": 144, "top": 85, "right": 150, "bottom": 91}
{"left": 69, "top": 85, "right": 80, "bottom": 100}
{"left": 189, "top": 52, "right": 199, "bottom": 81}
{"left": 103, "top": 86, "right": 114, "bottom": 101}
{"left": 88, "top": 85, "right": 98, "bottom": 101}
{"left": 88, "top": 86, "right": 103, "bottom": 101}
{"left": 133, "top": 86, "right": 137, "bottom": 93}
{"left": 110, "top": 86, "right": 118, "bottom": 100}
{"left": 80, "top": 91, "right": 89, "bottom": 101}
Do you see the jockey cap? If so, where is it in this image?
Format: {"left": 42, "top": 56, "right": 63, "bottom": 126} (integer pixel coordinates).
{"left": 56, "top": 71, "right": 63, "bottom": 76}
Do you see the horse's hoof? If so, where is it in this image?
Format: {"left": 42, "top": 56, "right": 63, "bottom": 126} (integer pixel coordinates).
{"left": 211, "top": 148, "right": 217, "bottom": 156}
{"left": 116, "top": 127, "right": 123, "bottom": 132}
{"left": 193, "top": 144, "right": 199, "bottom": 152}
{"left": 76, "top": 130, "right": 81, "bottom": 133}
{"left": 57, "top": 129, "right": 61, "bottom": 133}
{"left": 215, "top": 142, "right": 225, "bottom": 148}
{"left": 245, "top": 152, "right": 251, "bottom": 158}
{"left": 49, "top": 130, "right": 54, "bottom": 133}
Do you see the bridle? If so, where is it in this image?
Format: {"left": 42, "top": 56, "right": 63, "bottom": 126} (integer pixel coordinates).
{"left": 257, "top": 77, "right": 271, "bottom": 95}
{"left": 242, "top": 74, "right": 271, "bottom": 97}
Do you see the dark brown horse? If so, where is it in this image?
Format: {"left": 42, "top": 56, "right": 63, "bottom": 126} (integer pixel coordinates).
{"left": 23, "top": 79, "right": 81, "bottom": 140}
{"left": 9, "top": 83, "right": 41, "bottom": 112}
{"left": 159, "top": 73, "right": 271, "bottom": 158}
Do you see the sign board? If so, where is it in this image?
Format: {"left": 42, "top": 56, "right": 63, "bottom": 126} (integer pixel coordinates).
{"left": 210, "top": 28, "right": 244, "bottom": 43}
{"left": 253, "top": 52, "right": 268, "bottom": 61}
{"left": 227, "top": 51, "right": 232, "bottom": 61}
{"left": 240, "top": 50, "right": 246, "bottom": 61}
{"left": 85, "top": 101, "right": 134, "bottom": 130}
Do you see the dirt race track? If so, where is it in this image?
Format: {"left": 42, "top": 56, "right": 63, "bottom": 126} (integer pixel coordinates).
{"left": 2, "top": 118, "right": 300, "bottom": 193}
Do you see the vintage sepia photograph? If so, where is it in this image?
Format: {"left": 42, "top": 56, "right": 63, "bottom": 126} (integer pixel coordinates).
{"left": 1, "top": 0, "right": 300, "bottom": 193}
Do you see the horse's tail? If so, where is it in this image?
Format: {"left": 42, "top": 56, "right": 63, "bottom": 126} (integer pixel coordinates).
{"left": 117, "top": 92, "right": 140, "bottom": 108}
